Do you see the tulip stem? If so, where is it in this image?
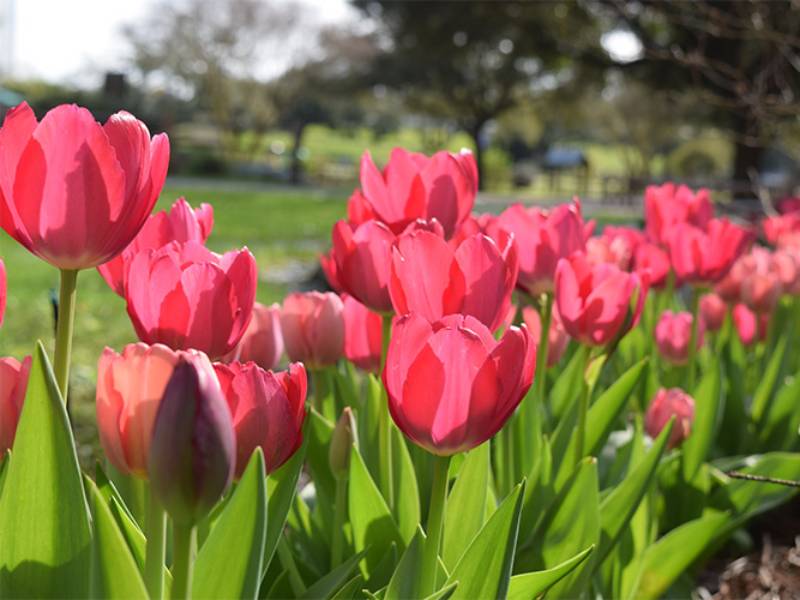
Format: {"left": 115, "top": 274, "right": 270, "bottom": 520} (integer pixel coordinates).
{"left": 170, "top": 522, "right": 195, "bottom": 600}
{"left": 330, "top": 476, "right": 348, "bottom": 568}
{"left": 53, "top": 268, "right": 78, "bottom": 404}
{"left": 420, "top": 454, "right": 450, "bottom": 597}
{"left": 144, "top": 491, "right": 167, "bottom": 600}
{"left": 574, "top": 345, "right": 592, "bottom": 466}
{"left": 277, "top": 534, "right": 306, "bottom": 595}
{"left": 378, "top": 315, "right": 395, "bottom": 510}
{"left": 533, "top": 293, "right": 552, "bottom": 415}
{"left": 687, "top": 289, "right": 700, "bottom": 392}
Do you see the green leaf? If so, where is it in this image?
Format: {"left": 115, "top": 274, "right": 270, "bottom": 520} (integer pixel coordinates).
{"left": 442, "top": 443, "right": 489, "bottom": 571}
{"left": 682, "top": 360, "right": 722, "bottom": 480}
{"left": 86, "top": 477, "right": 148, "bottom": 598}
{"left": 445, "top": 483, "right": 524, "bottom": 600}
{"left": 194, "top": 449, "right": 268, "bottom": 599}
{"left": 384, "top": 527, "right": 425, "bottom": 600}
{"left": 306, "top": 410, "right": 336, "bottom": 510}
{"left": 548, "top": 345, "right": 586, "bottom": 423}
{"left": 329, "top": 574, "right": 365, "bottom": 600}
{"left": 423, "top": 581, "right": 458, "bottom": 600}
{"left": 751, "top": 334, "right": 787, "bottom": 424}
{"left": 757, "top": 373, "right": 800, "bottom": 450}
{"left": 301, "top": 551, "right": 366, "bottom": 600}
{"left": 0, "top": 342, "right": 91, "bottom": 597}
{"left": 264, "top": 441, "right": 307, "bottom": 573}
{"left": 596, "top": 420, "right": 673, "bottom": 566}
{"left": 391, "top": 427, "right": 420, "bottom": 545}
{"left": 506, "top": 545, "right": 594, "bottom": 600}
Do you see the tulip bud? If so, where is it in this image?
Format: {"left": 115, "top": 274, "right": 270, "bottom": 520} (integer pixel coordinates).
{"left": 699, "top": 293, "right": 727, "bottom": 332}
{"left": 655, "top": 310, "right": 703, "bottom": 365}
{"left": 148, "top": 354, "right": 235, "bottom": 525}
{"left": 329, "top": 407, "right": 356, "bottom": 480}
{"left": 645, "top": 388, "right": 695, "bottom": 449}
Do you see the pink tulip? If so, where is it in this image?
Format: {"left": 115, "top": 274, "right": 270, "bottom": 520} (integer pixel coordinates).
{"left": 586, "top": 235, "right": 633, "bottom": 270}
{"left": 389, "top": 228, "right": 518, "bottom": 332}
{"left": 0, "top": 103, "right": 169, "bottom": 269}
{"left": 346, "top": 188, "right": 377, "bottom": 225}
{"left": 668, "top": 219, "right": 752, "bottom": 284}
{"left": 699, "top": 293, "right": 727, "bottom": 332}
{"left": 98, "top": 197, "right": 213, "bottom": 296}
{"left": 125, "top": 241, "right": 257, "bottom": 359}
{"left": 223, "top": 302, "right": 284, "bottom": 370}
{"left": 343, "top": 294, "right": 383, "bottom": 373}
{"left": 655, "top": 310, "right": 704, "bottom": 365}
{"left": 449, "top": 212, "right": 498, "bottom": 247}
{"left": 739, "top": 247, "right": 783, "bottom": 313}
{"left": 96, "top": 343, "right": 192, "bottom": 476}
{"left": 732, "top": 303, "right": 768, "bottom": 346}
{"left": 383, "top": 313, "right": 535, "bottom": 456}
{"left": 773, "top": 250, "right": 800, "bottom": 295}
{"left": 319, "top": 250, "right": 342, "bottom": 292}
{"left": 359, "top": 148, "right": 476, "bottom": 237}
{"left": 555, "top": 253, "right": 648, "bottom": 347}
{"left": 763, "top": 212, "right": 800, "bottom": 247}
{"left": 603, "top": 226, "right": 646, "bottom": 254}
{"left": 522, "top": 305, "right": 569, "bottom": 367}
{"left": 214, "top": 361, "right": 307, "bottom": 477}
{"left": 0, "top": 355, "right": 31, "bottom": 455}
{"left": 714, "top": 256, "right": 746, "bottom": 303}
{"left": 491, "top": 200, "right": 586, "bottom": 296}
{"left": 0, "top": 259, "right": 5, "bottom": 328}
{"left": 645, "top": 183, "right": 713, "bottom": 244}
{"left": 634, "top": 242, "right": 671, "bottom": 288}
{"left": 280, "top": 292, "right": 344, "bottom": 368}
{"left": 645, "top": 388, "right": 694, "bottom": 449}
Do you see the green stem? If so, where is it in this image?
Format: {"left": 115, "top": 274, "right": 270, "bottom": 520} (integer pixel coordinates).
{"left": 686, "top": 288, "right": 700, "bottom": 392}
{"left": 378, "top": 315, "right": 395, "bottom": 510}
{"left": 145, "top": 491, "right": 167, "bottom": 600}
{"left": 419, "top": 455, "right": 451, "bottom": 597}
{"left": 573, "top": 346, "right": 592, "bottom": 466}
{"left": 277, "top": 534, "right": 306, "bottom": 595}
{"left": 532, "top": 294, "right": 552, "bottom": 410}
{"left": 170, "top": 522, "right": 195, "bottom": 600}
{"left": 330, "top": 477, "right": 348, "bottom": 568}
{"left": 53, "top": 269, "right": 78, "bottom": 404}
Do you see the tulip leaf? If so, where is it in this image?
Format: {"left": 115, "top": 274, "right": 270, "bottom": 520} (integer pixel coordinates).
{"left": 424, "top": 581, "right": 458, "bottom": 600}
{"left": 757, "top": 372, "right": 800, "bottom": 450}
{"left": 445, "top": 483, "right": 524, "bottom": 600}
{"left": 300, "top": 550, "right": 366, "bottom": 600}
{"left": 264, "top": 440, "right": 307, "bottom": 573}
{"left": 391, "top": 426, "right": 420, "bottom": 545}
{"left": 442, "top": 443, "right": 489, "bottom": 571}
{"left": 506, "top": 545, "right": 594, "bottom": 600}
{"left": 384, "top": 527, "right": 425, "bottom": 600}
{"left": 329, "top": 574, "right": 365, "bottom": 600}
{"left": 0, "top": 342, "right": 91, "bottom": 597}
{"left": 194, "top": 449, "right": 267, "bottom": 599}
{"left": 86, "top": 477, "right": 148, "bottom": 598}
{"left": 306, "top": 410, "right": 336, "bottom": 526}
{"left": 682, "top": 360, "right": 722, "bottom": 480}
{"left": 548, "top": 346, "right": 586, "bottom": 423}
{"left": 751, "top": 334, "right": 787, "bottom": 425}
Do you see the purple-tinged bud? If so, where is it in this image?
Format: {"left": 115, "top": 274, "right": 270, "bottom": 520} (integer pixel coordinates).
{"left": 329, "top": 407, "right": 356, "bottom": 480}
{"left": 148, "top": 353, "right": 235, "bottom": 524}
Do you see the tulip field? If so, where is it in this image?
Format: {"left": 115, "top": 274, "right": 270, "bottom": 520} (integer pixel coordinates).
{"left": 1, "top": 104, "right": 800, "bottom": 600}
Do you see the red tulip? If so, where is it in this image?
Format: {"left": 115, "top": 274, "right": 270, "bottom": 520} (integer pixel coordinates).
{"left": 0, "top": 355, "right": 31, "bottom": 455}
{"left": 491, "top": 200, "right": 586, "bottom": 296}
{"left": 555, "top": 253, "right": 648, "bottom": 347}
{"left": 714, "top": 255, "right": 746, "bottom": 303}
{"left": 223, "top": 302, "right": 284, "bottom": 370}
{"left": 586, "top": 235, "right": 633, "bottom": 270}
{"left": 739, "top": 247, "right": 782, "bottom": 313}
{"left": 645, "top": 183, "right": 712, "bottom": 244}
{"left": 214, "top": 361, "right": 306, "bottom": 477}
{"left": 125, "top": 241, "right": 257, "bottom": 359}
{"left": 655, "top": 310, "right": 703, "bottom": 365}
{"left": 731, "top": 303, "right": 768, "bottom": 346}
{"left": 634, "top": 242, "right": 671, "bottom": 288}
{"left": 699, "top": 293, "right": 727, "bottom": 332}
{"left": 449, "top": 212, "right": 498, "bottom": 247}
{"left": 319, "top": 250, "right": 342, "bottom": 292}
{"left": 645, "top": 388, "right": 694, "bottom": 449}
{"left": 383, "top": 313, "right": 535, "bottom": 456}
{"left": 389, "top": 228, "right": 518, "bottom": 331}
{"left": 343, "top": 294, "right": 383, "bottom": 373}
{"left": 359, "top": 148, "right": 476, "bottom": 237}
{"left": 0, "top": 103, "right": 169, "bottom": 269}
{"left": 763, "top": 212, "right": 800, "bottom": 247}
{"left": 280, "top": 291, "right": 344, "bottom": 368}
{"left": 603, "top": 225, "right": 646, "bottom": 254}
{"left": 668, "top": 219, "right": 752, "bottom": 284}
{"left": 96, "top": 343, "right": 191, "bottom": 476}
{"left": 0, "top": 259, "right": 5, "bottom": 328}
{"left": 98, "top": 197, "right": 213, "bottom": 296}
{"left": 522, "top": 305, "right": 569, "bottom": 367}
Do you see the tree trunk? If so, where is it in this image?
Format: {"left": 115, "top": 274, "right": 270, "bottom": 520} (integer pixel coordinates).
{"left": 289, "top": 123, "right": 307, "bottom": 186}
{"left": 731, "top": 113, "right": 765, "bottom": 201}
{"left": 468, "top": 122, "right": 486, "bottom": 191}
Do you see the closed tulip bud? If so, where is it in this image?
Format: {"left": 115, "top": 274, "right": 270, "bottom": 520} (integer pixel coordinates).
{"left": 0, "top": 103, "right": 169, "bottom": 269}
{"left": 522, "top": 305, "right": 569, "bottom": 367}
{"left": 214, "top": 361, "right": 306, "bottom": 477}
{"left": 645, "top": 388, "right": 694, "bottom": 449}
{"left": 699, "top": 293, "right": 727, "bottom": 332}
{"left": 655, "top": 310, "right": 703, "bottom": 365}
{"left": 342, "top": 294, "right": 383, "bottom": 373}
{"left": 0, "top": 356, "right": 31, "bottom": 455}
{"left": 329, "top": 407, "right": 356, "bottom": 480}
{"left": 98, "top": 197, "right": 213, "bottom": 296}
{"left": 148, "top": 354, "right": 235, "bottom": 525}
{"left": 384, "top": 313, "right": 535, "bottom": 456}
{"left": 668, "top": 219, "right": 753, "bottom": 284}
{"left": 732, "top": 303, "right": 768, "bottom": 346}
{"left": 280, "top": 292, "right": 345, "bottom": 368}
{"left": 645, "top": 183, "right": 713, "bottom": 244}
{"left": 0, "top": 259, "right": 5, "bottom": 328}
{"left": 223, "top": 302, "right": 284, "bottom": 371}
{"left": 633, "top": 243, "right": 671, "bottom": 289}
{"left": 125, "top": 240, "right": 257, "bottom": 359}
{"left": 739, "top": 248, "right": 783, "bottom": 313}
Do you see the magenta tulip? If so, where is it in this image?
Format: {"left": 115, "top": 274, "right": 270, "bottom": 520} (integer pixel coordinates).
{"left": 645, "top": 183, "right": 712, "bottom": 244}
{"left": 223, "top": 302, "right": 284, "bottom": 371}
{"left": 668, "top": 219, "right": 752, "bottom": 284}
{"left": 343, "top": 294, "right": 383, "bottom": 373}
{"left": 645, "top": 387, "right": 694, "bottom": 449}
{"left": 0, "top": 355, "right": 31, "bottom": 455}
{"left": 280, "top": 291, "right": 344, "bottom": 368}
{"left": 655, "top": 310, "right": 704, "bottom": 365}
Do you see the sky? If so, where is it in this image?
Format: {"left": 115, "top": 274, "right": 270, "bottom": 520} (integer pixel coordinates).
{"left": 9, "top": 0, "right": 355, "bottom": 84}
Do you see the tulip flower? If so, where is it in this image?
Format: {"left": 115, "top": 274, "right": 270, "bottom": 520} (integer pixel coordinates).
{"left": 223, "top": 302, "right": 284, "bottom": 371}
{"left": 645, "top": 388, "right": 694, "bottom": 449}
{"left": 342, "top": 294, "right": 383, "bottom": 372}
{"left": 645, "top": 183, "right": 713, "bottom": 244}
{"left": 280, "top": 291, "right": 345, "bottom": 368}
{"left": 346, "top": 188, "right": 377, "bottom": 225}
{"left": 522, "top": 305, "right": 569, "bottom": 367}
{"left": 603, "top": 226, "right": 646, "bottom": 254}
{"left": 739, "top": 247, "right": 783, "bottom": 313}
{"left": 655, "top": 310, "right": 704, "bottom": 365}
{"left": 0, "top": 355, "right": 31, "bottom": 455}
{"left": 96, "top": 343, "right": 189, "bottom": 477}
{"left": 668, "top": 219, "right": 752, "bottom": 284}
{"left": 586, "top": 235, "right": 633, "bottom": 270}
{"left": 0, "top": 258, "right": 5, "bottom": 328}
{"left": 715, "top": 255, "right": 746, "bottom": 303}
{"left": 383, "top": 313, "right": 535, "bottom": 456}
{"left": 732, "top": 303, "right": 768, "bottom": 346}
{"left": 389, "top": 228, "right": 518, "bottom": 331}
{"left": 98, "top": 197, "right": 213, "bottom": 296}
{"left": 555, "top": 253, "right": 648, "bottom": 347}
{"left": 763, "top": 212, "right": 800, "bottom": 247}
{"left": 773, "top": 250, "right": 800, "bottom": 295}
{"left": 149, "top": 353, "right": 235, "bottom": 525}
{"left": 699, "top": 293, "right": 727, "bottom": 332}
{"left": 359, "top": 148, "right": 476, "bottom": 237}
{"left": 0, "top": 102, "right": 169, "bottom": 270}
{"left": 214, "top": 361, "right": 307, "bottom": 477}
{"left": 491, "top": 200, "right": 586, "bottom": 296}
{"left": 125, "top": 241, "right": 257, "bottom": 359}
{"left": 634, "top": 242, "right": 671, "bottom": 288}
{"left": 449, "top": 212, "right": 498, "bottom": 247}
{"left": 319, "top": 250, "right": 342, "bottom": 292}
